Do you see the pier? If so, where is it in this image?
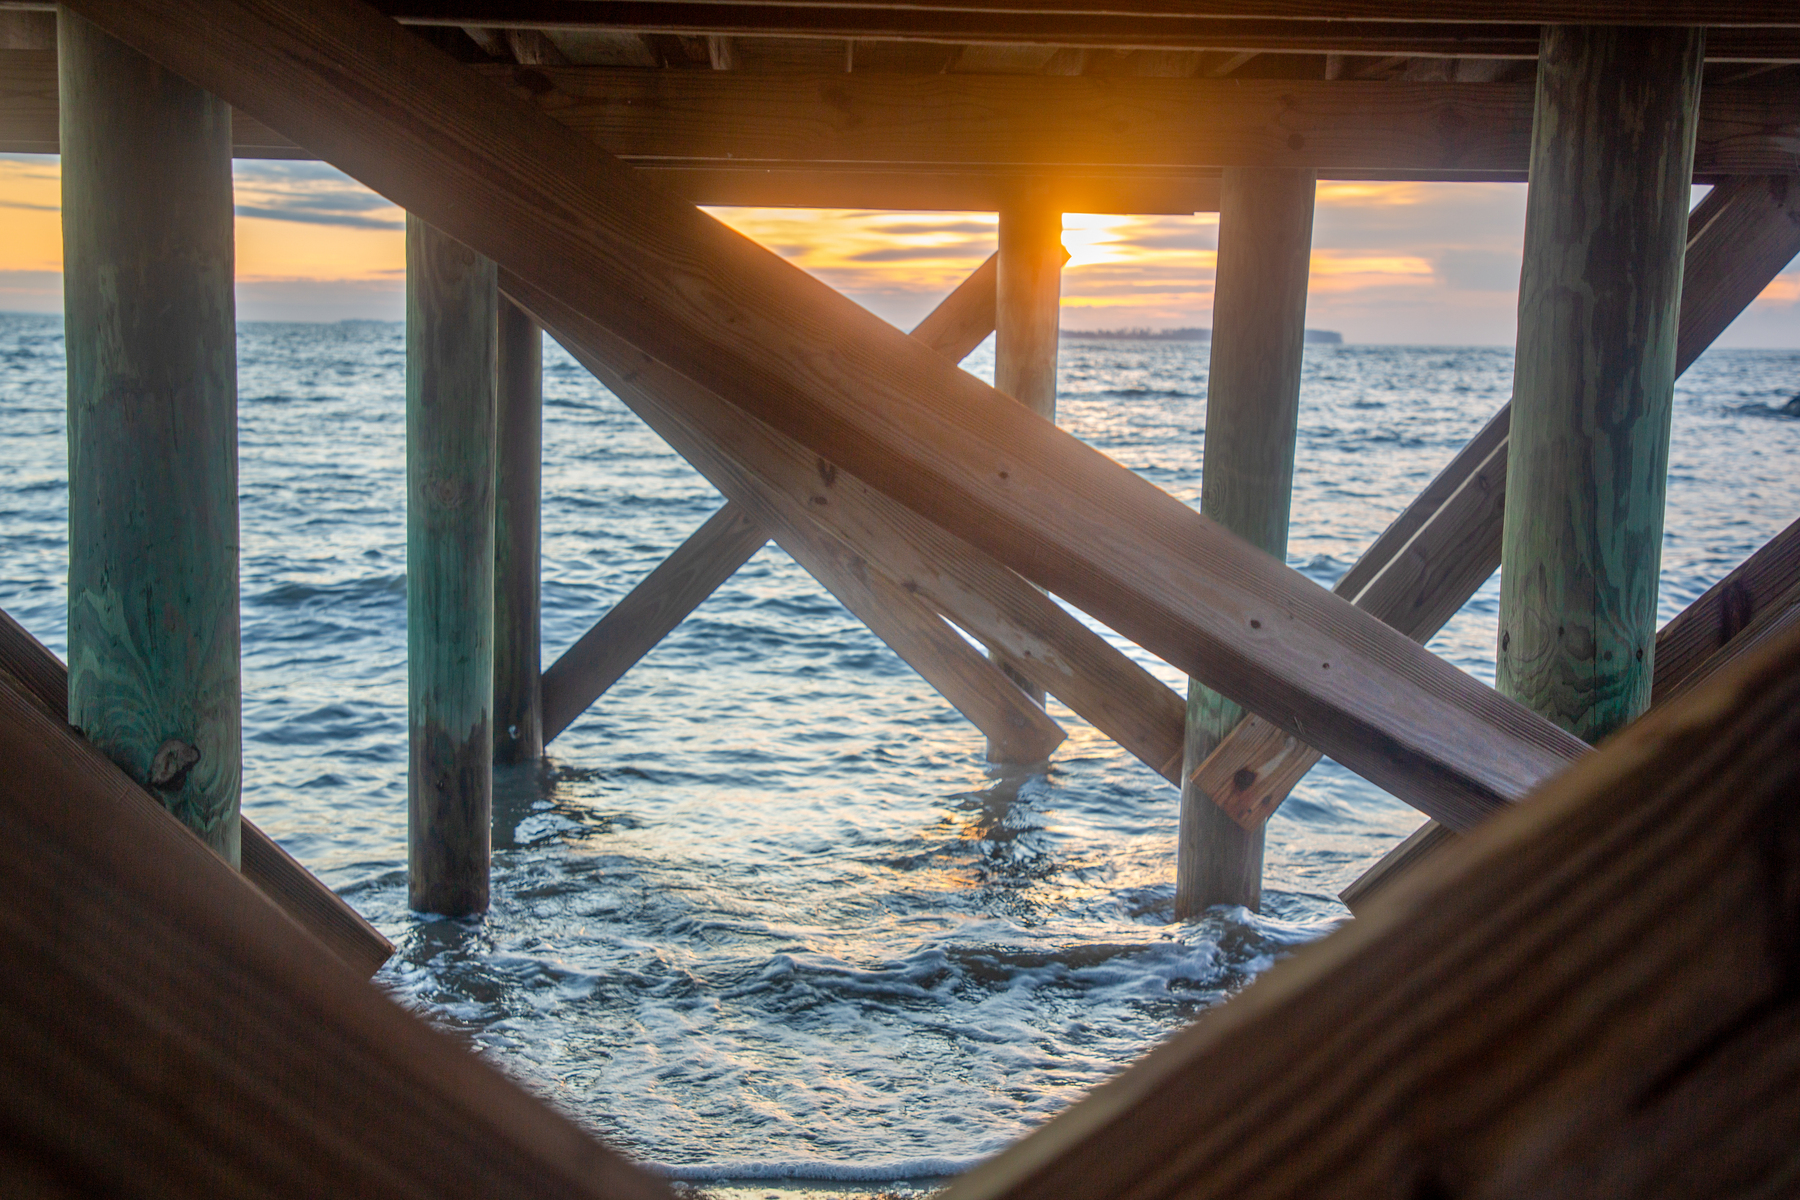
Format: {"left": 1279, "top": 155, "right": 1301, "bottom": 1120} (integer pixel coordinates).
{"left": 2, "top": 0, "right": 1800, "bottom": 1194}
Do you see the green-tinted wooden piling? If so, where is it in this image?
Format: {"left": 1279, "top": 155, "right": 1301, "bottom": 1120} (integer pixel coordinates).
{"left": 59, "top": 8, "right": 242, "bottom": 865}
{"left": 1175, "top": 167, "right": 1316, "bottom": 918}
{"left": 407, "top": 216, "right": 497, "bottom": 916}
{"left": 987, "top": 193, "right": 1064, "bottom": 761}
{"left": 493, "top": 296, "right": 543, "bottom": 765}
{"left": 1498, "top": 26, "right": 1704, "bottom": 743}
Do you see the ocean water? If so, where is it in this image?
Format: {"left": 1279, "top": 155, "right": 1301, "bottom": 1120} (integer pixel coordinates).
{"left": 4, "top": 312, "right": 1798, "bottom": 1188}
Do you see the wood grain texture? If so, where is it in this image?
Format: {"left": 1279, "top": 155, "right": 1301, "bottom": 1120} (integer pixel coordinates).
{"left": 499, "top": 68, "right": 1795, "bottom": 176}
{"left": 987, "top": 194, "right": 1064, "bottom": 744}
{"left": 505, "top": 274, "right": 1190, "bottom": 787}
{"left": 7, "top": 51, "right": 1796, "bottom": 177}
{"left": 910, "top": 252, "right": 997, "bottom": 364}
{"left": 1197, "top": 172, "right": 1796, "bottom": 835}
{"left": 362, "top": 1, "right": 1800, "bottom": 29}
{"left": 943, "top": 620, "right": 1800, "bottom": 1200}
{"left": 0, "top": 667, "right": 671, "bottom": 1200}
{"left": 540, "top": 502, "right": 767, "bottom": 744}
{"left": 493, "top": 296, "right": 543, "bottom": 764}
{"left": 1654, "top": 515, "right": 1800, "bottom": 705}
{"left": 537, "top": 251, "right": 997, "bottom": 747}
{"left": 1674, "top": 174, "right": 1800, "bottom": 372}
{"left": 406, "top": 216, "right": 497, "bottom": 917}
{"left": 1177, "top": 166, "right": 1314, "bottom": 915}
{"left": 367, "top": 5, "right": 1800, "bottom": 59}
{"left": 1498, "top": 25, "right": 1703, "bottom": 742}
{"left": 59, "top": 10, "right": 243, "bottom": 864}
{"left": 82, "top": 0, "right": 1587, "bottom": 837}
{"left": 0, "top": 605, "right": 392, "bottom": 975}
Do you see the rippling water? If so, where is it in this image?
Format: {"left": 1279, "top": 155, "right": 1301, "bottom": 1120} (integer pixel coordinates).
{"left": 4, "top": 312, "right": 1797, "bottom": 1188}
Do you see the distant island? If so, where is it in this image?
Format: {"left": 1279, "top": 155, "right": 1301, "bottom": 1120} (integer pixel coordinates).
{"left": 1063, "top": 327, "right": 1344, "bottom": 345}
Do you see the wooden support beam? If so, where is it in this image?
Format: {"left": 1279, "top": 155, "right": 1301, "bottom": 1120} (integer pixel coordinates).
{"left": 539, "top": 250, "right": 1001, "bottom": 747}
{"left": 59, "top": 9, "right": 243, "bottom": 864}
{"left": 4, "top": 52, "right": 1798, "bottom": 179}
{"left": 1196, "top": 171, "right": 1800, "bottom": 836}
{"left": 0, "top": 606, "right": 392, "bottom": 976}
{"left": 1342, "top": 519, "right": 1800, "bottom": 909}
{"left": 493, "top": 296, "right": 544, "bottom": 764}
{"left": 540, "top": 502, "right": 766, "bottom": 744}
{"left": 510, "top": 274, "right": 1188, "bottom": 784}
{"left": 941, "top": 621, "right": 1800, "bottom": 1200}
{"left": 388, "top": 5, "right": 1800, "bottom": 60}
{"left": 0, "top": 657, "right": 674, "bottom": 1200}
{"left": 1176, "top": 166, "right": 1315, "bottom": 917}
{"left": 406, "top": 216, "right": 497, "bottom": 917}
{"left": 909, "top": 251, "right": 998, "bottom": 363}
{"left": 1498, "top": 24, "right": 1703, "bottom": 741}
{"left": 91, "top": 0, "right": 1589, "bottom": 839}
{"left": 1654, "top": 514, "right": 1800, "bottom": 704}
{"left": 986, "top": 194, "right": 1063, "bottom": 756}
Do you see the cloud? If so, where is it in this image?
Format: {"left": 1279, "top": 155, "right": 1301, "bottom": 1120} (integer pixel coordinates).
{"left": 1435, "top": 248, "right": 1523, "bottom": 292}
{"left": 849, "top": 243, "right": 988, "bottom": 263}
{"left": 231, "top": 160, "right": 404, "bottom": 231}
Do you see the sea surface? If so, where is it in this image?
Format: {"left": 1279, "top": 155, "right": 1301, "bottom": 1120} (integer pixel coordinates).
{"left": 4, "top": 313, "right": 1798, "bottom": 1191}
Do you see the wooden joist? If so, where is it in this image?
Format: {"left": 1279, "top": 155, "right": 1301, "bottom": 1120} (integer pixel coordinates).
{"left": 90, "top": 0, "right": 1593, "bottom": 833}
{"left": 1195, "top": 172, "right": 1800, "bottom": 834}
{"left": 0, "top": 658, "right": 671, "bottom": 1200}
{"left": 0, "top": 607, "right": 392, "bottom": 978}
{"left": 942, "top": 620, "right": 1800, "bottom": 1200}
{"left": 368, "top": 5, "right": 1800, "bottom": 60}
{"left": 5, "top": 51, "right": 1798, "bottom": 179}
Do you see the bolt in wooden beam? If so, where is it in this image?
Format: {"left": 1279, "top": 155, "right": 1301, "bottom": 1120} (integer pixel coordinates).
{"left": 406, "top": 216, "right": 498, "bottom": 917}
{"left": 59, "top": 7, "right": 243, "bottom": 864}
{"left": 1176, "top": 167, "right": 1316, "bottom": 917}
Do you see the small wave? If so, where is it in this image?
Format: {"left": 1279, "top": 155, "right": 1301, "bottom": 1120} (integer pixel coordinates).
{"left": 1734, "top": 395, "right": 1800, "bottom": 420}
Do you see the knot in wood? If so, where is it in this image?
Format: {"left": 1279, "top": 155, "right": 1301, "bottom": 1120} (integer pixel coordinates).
{"left": 148, "top": 739, "right": 200, "bottom": 790}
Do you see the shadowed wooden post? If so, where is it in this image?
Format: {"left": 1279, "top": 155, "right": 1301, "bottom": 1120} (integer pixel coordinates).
{"left": 1176, "top": 167, "right": 1316, "bottom": 918}
{"left": 1498, "top": 24, "right": 1704, "bottom": 743}
{"left": 407, "top": 215, "right": 497, "bottom": 916}
{"left": 988, "top": 193, "right": 1063, "bottom": 761}
{"left": 493, "top": 296, "right": 542, "bottom": 764}
{"left": 59, "top": 8, "right": 242, "bottom": 865}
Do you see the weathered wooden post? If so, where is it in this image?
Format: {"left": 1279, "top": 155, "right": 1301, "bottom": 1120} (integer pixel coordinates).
{"left": 1175, "top": 168, "right": 1316, "bottom": 917}
{"left": 1498, "top": 26, "right": 1704, "bottom": 743}
{"left": 987, "top": 191, "right": 1064, "bottom": 762}
{"left": 407, "top": 216, "right": 497, "bottom": 916}
{"left": 59, "top": 8, "right": 243, "bottom": 865}
{"left": 492, "top": 296, "right": 542, "bottom": 765}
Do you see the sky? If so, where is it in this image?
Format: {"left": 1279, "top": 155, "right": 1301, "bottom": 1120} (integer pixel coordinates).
{"left": 2, "top": 153, "right": 1796, "bottom": 346}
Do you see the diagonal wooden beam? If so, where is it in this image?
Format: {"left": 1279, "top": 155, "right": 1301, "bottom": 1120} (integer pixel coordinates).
{"left": 1341, "top": 509, "right": 1800, "bottom": 910}
{"left": 0, "top": 660, "right": 674, "bottom": 1199}
{"left": 1194, "top": 173, "right": 1800, "bottom": 833}
{"left": 511, "top": 271, "right": 1189, "bottom": 785}
{"left": 539, "top": 253, "right": 1014, "bottom": 748}
{"left": 89, "top": 0, "right": 1586, "bottom": 835}
{"left": 0, "top": 606, "right": 393, "bottom": 977}
{"left": 540, "top": 502, "right": 768, "bottom": 744}
{"left": 939, "top": 622, "right": 1800, "bottom": 1200}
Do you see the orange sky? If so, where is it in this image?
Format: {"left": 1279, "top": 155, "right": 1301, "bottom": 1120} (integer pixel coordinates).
{"left": 2, "top": 153, "right": 1795, "bottom": 345}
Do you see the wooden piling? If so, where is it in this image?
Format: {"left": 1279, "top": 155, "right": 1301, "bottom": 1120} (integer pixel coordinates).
{"left": 59, "top": 9, "right": 242, "bottom": 865}
{"left": 988, "top": 193, "right": 1064, "bottom": 759}
{"left": 1498, "top": 25, "right": 1704, "bottom": 743}
{"left": 492, "top": 296, "right": 543, "bottom": 765}
{"left": 406, "top": 215, "right": 497, "bottom": 917}
{"left": 1176, "top": 167, "right": 1316, "bottom": 917}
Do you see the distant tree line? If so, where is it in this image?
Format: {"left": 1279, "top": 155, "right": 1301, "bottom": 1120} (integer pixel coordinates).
{"left": 1062, "top": 327, "right": 1343, "bottom": 344}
